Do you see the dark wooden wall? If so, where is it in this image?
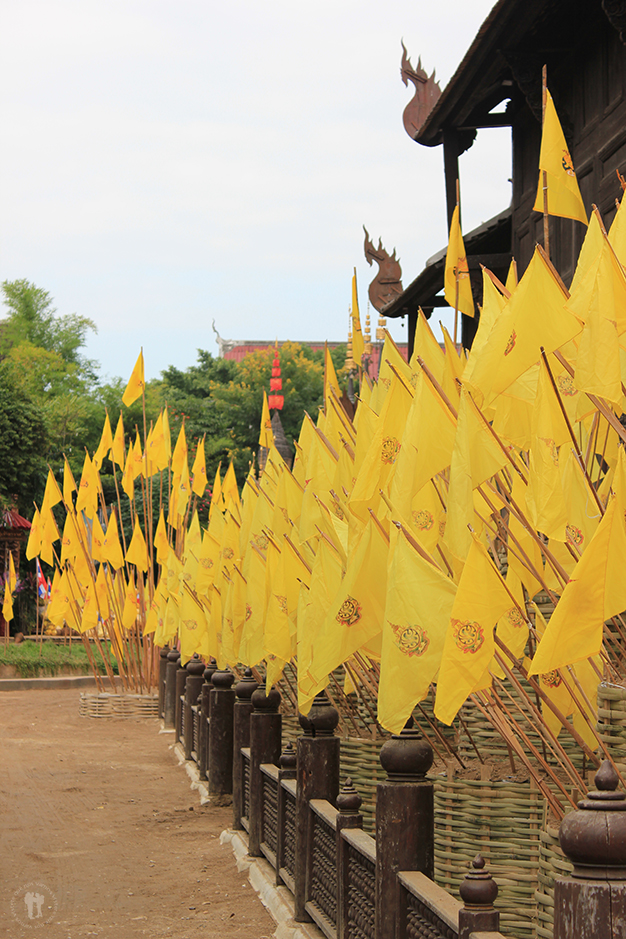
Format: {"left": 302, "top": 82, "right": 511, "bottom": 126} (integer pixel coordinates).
{"left": 512, "top": 10, "right": 626, "bottom": 287}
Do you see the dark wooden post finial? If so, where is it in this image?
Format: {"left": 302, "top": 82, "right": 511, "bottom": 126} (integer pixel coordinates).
{"left": 458, "top": 854, "right": 499, "bottom": 938}
{"left": 554, "top": 759, "right": 626, "bottom": 936}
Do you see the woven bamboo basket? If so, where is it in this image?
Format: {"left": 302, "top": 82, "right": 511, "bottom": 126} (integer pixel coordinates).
{"left": 79, "top": 691, "right": 159, "bottom": 719}
{"left": 534, "top": 823, "right": 573, "bottom": 939}
{"left": 432, "top": 772, "right": 542, "bottom": 939}
{"left": 596, "top": 681, "right": 626, "bottom": 775}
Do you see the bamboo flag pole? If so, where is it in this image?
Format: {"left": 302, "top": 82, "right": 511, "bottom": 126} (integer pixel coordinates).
{"left": 453, "top": 179, "right": 460, "bottom": 346}
{"left": 542, "top": 64, "right": 550, "bottom": 259}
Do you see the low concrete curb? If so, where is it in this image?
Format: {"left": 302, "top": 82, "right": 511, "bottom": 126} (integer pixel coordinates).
{"left": 0, "top": 674, "right": 103, "bottom": 692}
{"left": 171, "top": 741, "right": 323, "bottom": 939}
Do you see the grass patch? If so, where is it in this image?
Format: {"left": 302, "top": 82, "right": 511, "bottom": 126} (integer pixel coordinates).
{"left": 0, "top": 640, "right": 118, "bottom": 679}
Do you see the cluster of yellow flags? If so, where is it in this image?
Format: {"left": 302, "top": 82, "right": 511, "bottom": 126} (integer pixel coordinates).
{"left": 21, "top": 163, "right": 626, "bottom": 746}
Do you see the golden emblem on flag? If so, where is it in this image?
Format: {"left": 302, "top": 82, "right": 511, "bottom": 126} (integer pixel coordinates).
{"left": 390, "top": 621, "right": 429, "bottom": 658}
{"left": 452, "top": 618, "right": 484, "bottom": 654}
{"left": 200, "top": 557, "right": 214, "bottom": 569}
{"left": 504, "top": 330, "right": 517, "bottom": 356}
{"left": 561, "top": 150, "right": 575, "bottom": 177}
{"left": 381, "top": 436, "right": 401, "bottom": 465}
{"left": 505, "top": 607, "right": 525, "bottom": 629}
{"left": 245, "top": 604, "right": 252, "bottom": 621}
{"left": 557, "top": 374, "right": 577, "bottom": 397}
{"left": 331, "top": 500, "right": 345, "bottom": 520}
{"left": 336, "top": 595, "right": 362, "bottom": 627}
{"left": 380, "top": 376, "right": 391, "bottom": 389}
{"left": 541, "top": 669, "right": 562, "bottom": 688}
{"left": 453, "top": 257, "right": 469, "bottom": 280}
{"left": 255, "top": 533, "right": 269, "bottom": 550}
{"left": 565, "top": 525, "right": 584, "bottom": 547}
{"left": 439, "top": 518, "right": 446, "bottom": 537}
{"left": 281, "top": 507, "right": 289, "bottom": 522}
{"left": 222, "top": 547, "right": 234, "bottom": 559}
{"left": 275, "top": 595, "right": 288, "bottom": 615}
{"left": 183, "top": 618, "right": 197, "bottom": 631}
{"left": 540, "top": 437, "right": 559, "bottom": 465}
{"left": 412, "top": 509, "right": 434, "bottom": 531}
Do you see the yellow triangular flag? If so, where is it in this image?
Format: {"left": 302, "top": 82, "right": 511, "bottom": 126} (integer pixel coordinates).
{"left": 533, "top": 88, "right": 587, "bottom": 224}
{"left": 444, "top": 205, "right": 474, "bottom": 318}
{"left": 259, "top": 391, "right": 273, "bottom": 449}
{"left": 191, "top": 436, "right": 207, "bottom": 497}
{"left": 351, "top": 270, "right": 364, "bottom": 365}
{"left": 122, "top": 351, "right": 145, "bottom": 407}
{"left": 125, "top": 517, "right": 149, "bottom": 572}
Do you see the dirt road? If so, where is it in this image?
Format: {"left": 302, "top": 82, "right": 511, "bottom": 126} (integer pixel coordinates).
{"left": 0, "top": 689, "right": 275, "bottom": 938}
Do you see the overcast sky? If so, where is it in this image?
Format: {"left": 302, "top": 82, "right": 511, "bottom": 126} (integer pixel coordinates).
{"left": 0, "top": 0, "right": 510, "bottom": 382}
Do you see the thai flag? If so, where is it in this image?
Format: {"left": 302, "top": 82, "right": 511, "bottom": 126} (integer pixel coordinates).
{"left": 35, "top": 559, "right": 47, "bottom": 600}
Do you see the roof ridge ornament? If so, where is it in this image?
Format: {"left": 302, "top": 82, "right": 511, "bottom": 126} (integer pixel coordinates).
{"left": 363, "top": 227, "right": 403, "bottom": 313}
{"left": 400, "top": 41, "right": 442, "bottom": 140}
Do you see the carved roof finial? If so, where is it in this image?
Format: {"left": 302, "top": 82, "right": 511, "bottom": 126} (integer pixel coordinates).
{"left": 400, "top": 41, "right": 441, "bottom": 140}
{"left": 363, "top": 227, "right": 403, "bottom": 313}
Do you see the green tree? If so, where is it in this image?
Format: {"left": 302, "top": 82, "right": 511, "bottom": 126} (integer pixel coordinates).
{"left": 0, "top": 366, "right": 48, "bottom": 512}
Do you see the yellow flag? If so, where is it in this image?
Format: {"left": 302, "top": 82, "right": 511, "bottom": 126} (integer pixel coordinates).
{"left": 324, "top": 343, "right": 341, "bottom": 408}
{"left": 529, "top": 454, "right": 626, "bottom": 675}
{"left": 409, "top": 310, "right": 445, "bottom": 386}
{"left": 259, "top": 390, "right": 273, "bottom": 449}
{"left": 435, "top": 535, "right": 514, "bottom": 725}
{"left": 179, "top": 589, "right": 207, "bottom": 664}
{"left": 351, "top": 271, "right": 364, "bottom": 365}
{"left": 145, "top": 411, "right": 169, "bottom": 474}
{"left": 308, "top": 517, "right": 388, "bottom": 686}
{"left": 76, "top": 451, "right": 100, "bottom": 519}
{"left": 63, "top": 458, "right": 77, "bottom": 508}
{"left": 378, "top": 526, "right": 457, "bottom": 734}
{"left": 238, "top": 545, "right": 266, "bottom": 666}
{"left": 42, "top": 469, "right": 63, "bottom": 512}
{"left": 39, "top": 503, "right": 60, "bottom": 566}
{"left": 3, "top": 582, "right": 14, "bottom": 623}
{"left": 154, "top": 510, "right": 170, "bottom": 566}
{"left": 444, "top": 205, "right": 474, "bottom": 318}
{"left": 7, "top": 553, "right": 17, "bottom": 594}
{"left": 209, "top": 463, "right": 222, "bottom": 519}
{"left": 91, "top": 515, "right": 106, "bottom": 564}
{"left": 26, "top": 507, "right": 42, "bottom": 560}
{"left": 125, "top": 517, "right": 149, "bottom": 572}
{"left": 122, "top": 350, "right": 145, "bottom": 406}
{"left": 93, "top": 413, "right": 113, "bottom": 471}
{"left": 526, "top": 358, "right": 568, "bottom": 542}
{"left": 222, "top": 461, "right": 240, "bottom": 510}
{"left": 444, "top": 389, "right": 508, "bottom": 561}
{"left": 171, "top": 423, "right": 188, "bottom": 477}
{"left": 111, "top": 413, "right": 125, "bottom": 469}
{"left": 533, "top": 88, "right": 587, "bottom": 225}
{"left": 103, "top": 513, "right": 124, "bottom": 570}
{"left": 191, "top": 436, "right": 207, "bottom": 497}
{"left": 122, "top": 574, "right": 138, "bottom": 630}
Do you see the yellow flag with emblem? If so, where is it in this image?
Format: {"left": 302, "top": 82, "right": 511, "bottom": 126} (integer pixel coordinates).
{"left": 444, "top": 205, "right": 474, "bottom": 318}
{"left": 125, "top": 517, "right": 149, "bottom": 572}
{"left": 191, "top": 436, "right": 208, "bottom": 497}
{"left": 351, "top": 271, "right": 364, "bottom": 365}
{"left": 103, "top": 512, "right": 124, "bottom": 570}
{"left": 93, "top": 412, "right": 113, "bottom": 471}
{"left": 529, "top": 448, "right": 626, "bottom": 675}
{"left": 122, "top": 350, "right": 145, "bottom": 406}
{"left": 533, "top": 88, "right": 587, "bottom": 225}
{"left": 435, "top": 534, "right": 514, "bottom": 725}
{"left": 378, "top": 526, "right": 457, "bottom": 734}
{"left": 259, "top": 391, "right": 273, "bottom": 449}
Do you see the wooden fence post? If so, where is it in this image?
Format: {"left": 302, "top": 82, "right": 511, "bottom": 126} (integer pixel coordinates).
{"left": 163, "top": 649, "right": 180, "bottom": 729}
{"left": 554, "top": 760, "right": 626, "bottom": 938}
{"left": 249, "top": 684, "right": 282, "bottom": 857}
{"left": 197, "top": 659, "right": 218, "bottom": 781}
{"left": 336, "top": 778, "right": 364, "bottom": 939}
{"left": 276, "top": 742, "right": 297, "bottom": 886}
{"left": 295, "top": 691, "right": 340, "bottom": 922}
{"left": 232, "top": 668, "right": 259, "bottom": 830}
{"left": 208, "top": 668, "right": 236, "bottom": 801}
{"left": 174, "top": 657, "right": 187, "bottom": 742}
{"left": 158, "top": 646, "right": 169, "bottom": 719}
{"left": 183, "top": 656, "right": 205, "bottom": 761}
{"left": 458, "top": 854, "right": 499, "bottom": 938}
{"left": 375, "top": 719, "right": 434, "bottom": 939}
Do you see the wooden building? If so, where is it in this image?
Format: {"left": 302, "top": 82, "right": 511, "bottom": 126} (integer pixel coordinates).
{"left": 383, "top": 0, "right": 626, "bottom": 350}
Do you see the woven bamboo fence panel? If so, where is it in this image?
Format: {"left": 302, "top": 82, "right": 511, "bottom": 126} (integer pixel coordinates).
{"left": 79, "top": 692, "right": 159, "bottom": 719}
{"left": 432, "top": 773, "right": 541, "bottom": 939}
{"left": 596, "top": 681, "right": 626, "bottom": 774}
{"left": 535, "top": 823, "right": 573, "bottom": 939}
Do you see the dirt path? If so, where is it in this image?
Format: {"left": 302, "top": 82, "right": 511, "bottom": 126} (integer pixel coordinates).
{"left": 0, "top": 689, "right": 275, "bottom": 938}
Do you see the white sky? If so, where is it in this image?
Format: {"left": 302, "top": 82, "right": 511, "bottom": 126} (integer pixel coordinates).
{"left": 0, "top": 0, "right": 510, "bottom": 382}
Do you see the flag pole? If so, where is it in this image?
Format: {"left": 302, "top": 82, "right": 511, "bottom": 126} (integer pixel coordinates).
{"left": 542, "top": 64, "right": 550, "bottom": 260}
{"left": 453, "top": 179, "right": 460, "bottom": 346}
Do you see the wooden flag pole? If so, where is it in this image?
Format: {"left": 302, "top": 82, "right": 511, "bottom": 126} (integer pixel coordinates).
{"left": 453, "top": 179, "right": 460, "bottom": 345}
{"left": 542, "top": 65, "right": 550, "bottom": 259}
